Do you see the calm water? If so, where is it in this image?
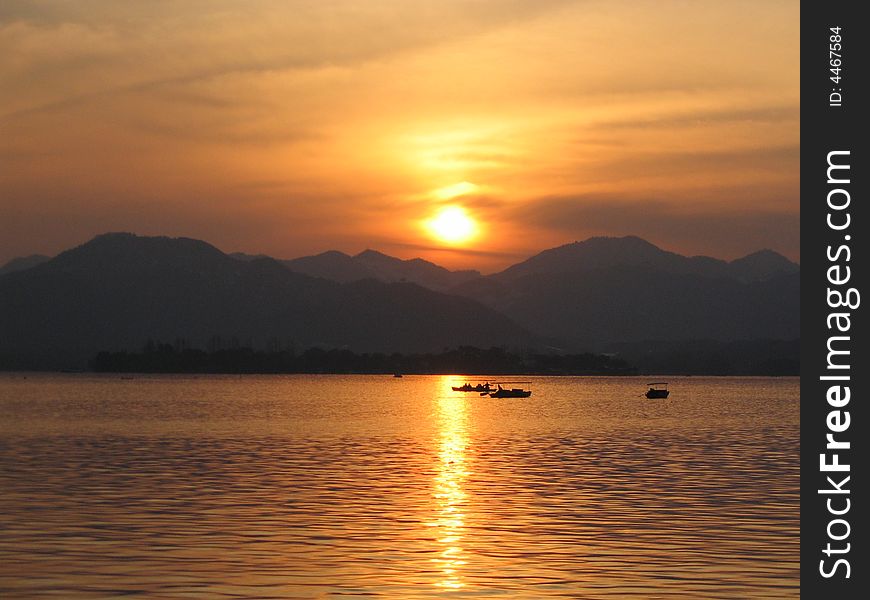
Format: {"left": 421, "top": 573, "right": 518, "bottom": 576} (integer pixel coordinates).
{"left": 0, "top": 374, "right": 799, "bottom": 598}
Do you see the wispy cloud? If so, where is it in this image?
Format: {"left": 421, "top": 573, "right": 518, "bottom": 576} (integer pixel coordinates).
{"left": 0, "top": 0, "right": 798, "bottom": 270}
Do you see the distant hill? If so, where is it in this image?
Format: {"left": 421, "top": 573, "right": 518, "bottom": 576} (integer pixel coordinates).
{"left": 728, "top": 249, "right": 800, "bottom": 282}
{"left": 283, "top": 249, "right": 481, "bottom": 291}
{"left": 0, "top": 254, "right": 50, "bottom": 275}
{"left": 283, "top": 250, "right": 376, "bottom": 283}
{"left": 0, "top": 233, "right": 800, "bottom": 371}
{"left": 0, "top": 233, "right": 531, "bottom": 369}
{"left": 491, "top": 236, "right": 797, "bottom": 283}
{"left": 451, "top": 236, "right": 799, "bottom": 349}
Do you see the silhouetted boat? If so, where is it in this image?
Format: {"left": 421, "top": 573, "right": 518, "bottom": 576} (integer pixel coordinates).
{"left": 452, "top": 382, "right": 491, "bottom": 392}
{"left": 645, "top": 382, "right": 669, "bottom": 398}
{"left": 393, "top": 373, "right": 403, "bottom": 378}
{"left": 487, "top": 382, "right": 532, "bottom": 398}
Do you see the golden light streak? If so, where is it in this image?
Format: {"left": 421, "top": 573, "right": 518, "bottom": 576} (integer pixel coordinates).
{"left": 430, "top": 377, "right": 470, "bottom": 590}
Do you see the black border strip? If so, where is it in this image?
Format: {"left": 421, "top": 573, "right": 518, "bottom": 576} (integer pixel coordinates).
{"left": 801, "top": 2, "right": 867, "bottom": 596}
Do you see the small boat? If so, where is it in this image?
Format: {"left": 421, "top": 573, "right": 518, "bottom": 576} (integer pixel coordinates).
{"left": 645, "top": 382, "right": 669, "bottom": 399}
{"left": 487, "top": 382, "right": 532, "bottom": 398}
{"left": 393, "top": 373, "right": 403, "bottom": 378}
{"left": 452, "top": 382, "right": 492, "bottom": 392}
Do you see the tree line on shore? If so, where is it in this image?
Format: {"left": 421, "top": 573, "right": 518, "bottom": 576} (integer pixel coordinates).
{"left": 91, "top": 342, "right": 636, "bottom": 375}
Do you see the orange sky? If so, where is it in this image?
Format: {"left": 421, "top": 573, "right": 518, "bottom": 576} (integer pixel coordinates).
{"left": 0, "top": 1, "right": 799, "bottom": 272}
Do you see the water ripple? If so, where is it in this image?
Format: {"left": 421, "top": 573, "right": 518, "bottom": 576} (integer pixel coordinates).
{"left": 0, "top": 375, "right": 798, "bottom": 598}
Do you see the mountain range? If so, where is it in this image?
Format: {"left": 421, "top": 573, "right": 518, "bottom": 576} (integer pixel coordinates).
{"left": 0, "top": 254, "right": 50, "bottom": 276}
{"left": 0, "top": 234, "right": 530, "bottom": 369}
{"left": 489, "top": 236, "right": 798, "bottom": 283}
{"left": 0, "top": 233, "right": 799, "bottom": 370}
{"left": 231, "top": 248, "right": 480, "bottom": 292}
{"left": 450, "top": 236, "right": 799, "bottom": 347}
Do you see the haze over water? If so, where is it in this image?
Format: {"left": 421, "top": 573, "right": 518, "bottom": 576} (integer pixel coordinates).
{"left": 0, "top": 374, "right": 798, "bottom": 598}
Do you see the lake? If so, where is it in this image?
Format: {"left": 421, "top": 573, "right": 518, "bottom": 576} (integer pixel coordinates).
{"left": 0, "top": 374, "right": 799, "bottom": 598}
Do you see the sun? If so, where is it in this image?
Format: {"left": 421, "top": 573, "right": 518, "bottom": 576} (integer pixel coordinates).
{"left": 426, "top": 206, "right": 478, "bottom": 245}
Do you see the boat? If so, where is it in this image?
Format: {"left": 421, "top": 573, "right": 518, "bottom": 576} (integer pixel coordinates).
{"left": 393, "top": 373, "right": 403, "bottom": 378}
{"left": 487, "top": 382, "right": 532, "bottom": 398}
{"left": 452, "top": 382, "right": 492, "bottom": 392}
{"left": 645, "top": 382, "right": 669, "bottom": 399}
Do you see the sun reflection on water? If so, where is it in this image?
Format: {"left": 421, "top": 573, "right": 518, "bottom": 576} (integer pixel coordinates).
{"left": 430, "top": 377, "right": 471, "bottom": 590}
{"left": 0, "top": 375, "right": 800, "bottom": 597}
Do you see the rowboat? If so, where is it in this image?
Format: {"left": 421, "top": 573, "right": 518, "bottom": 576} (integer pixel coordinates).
{"left": 645, "top": 382, "right": 669, "bottom": 399}
{"left": 486, "top": 381, "right": 532, "bottom": 398}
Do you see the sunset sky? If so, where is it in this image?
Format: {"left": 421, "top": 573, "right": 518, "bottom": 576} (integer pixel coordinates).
{"left": 0, "top": 0, "right": 799, "bottom": 271}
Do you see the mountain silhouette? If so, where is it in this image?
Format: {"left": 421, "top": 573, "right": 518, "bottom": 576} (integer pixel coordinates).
{"left": 283, "top": 250, "right": 376, "bottom": 283}
{"left": 728, "top": 249, "right": 800, "bottom": 282}
{"left": 0, "top": 233, "right": 800, "bottom": 368}
{"left": 0, "top": 233, "right": 531, "bottom": 368}
{"left": 490, "top": 236, "right": 796, "bottom": 283}
{"left": 450, "top": 236, "right": 799, "bottom": 348}
{"left": 282, "top": 248, "right": 481, "bottom": 291}
{"left": 0, "top": 254, "right": 50, "bottom": 275}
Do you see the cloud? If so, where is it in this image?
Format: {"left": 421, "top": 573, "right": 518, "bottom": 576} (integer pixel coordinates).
{"left": 586, "top": 144, "right": 799, "bottom": 184}
{"left": 385, "top": 241, "right": 527, "bottom": 261}
{"left": 1, "top": 0, "right": 577, "bottom": 120}
{"left": 0, "top": 0, "right": 798, "bottom": 272}
{"left": 588, "top": 105, "right": 799, "bottom": 131}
